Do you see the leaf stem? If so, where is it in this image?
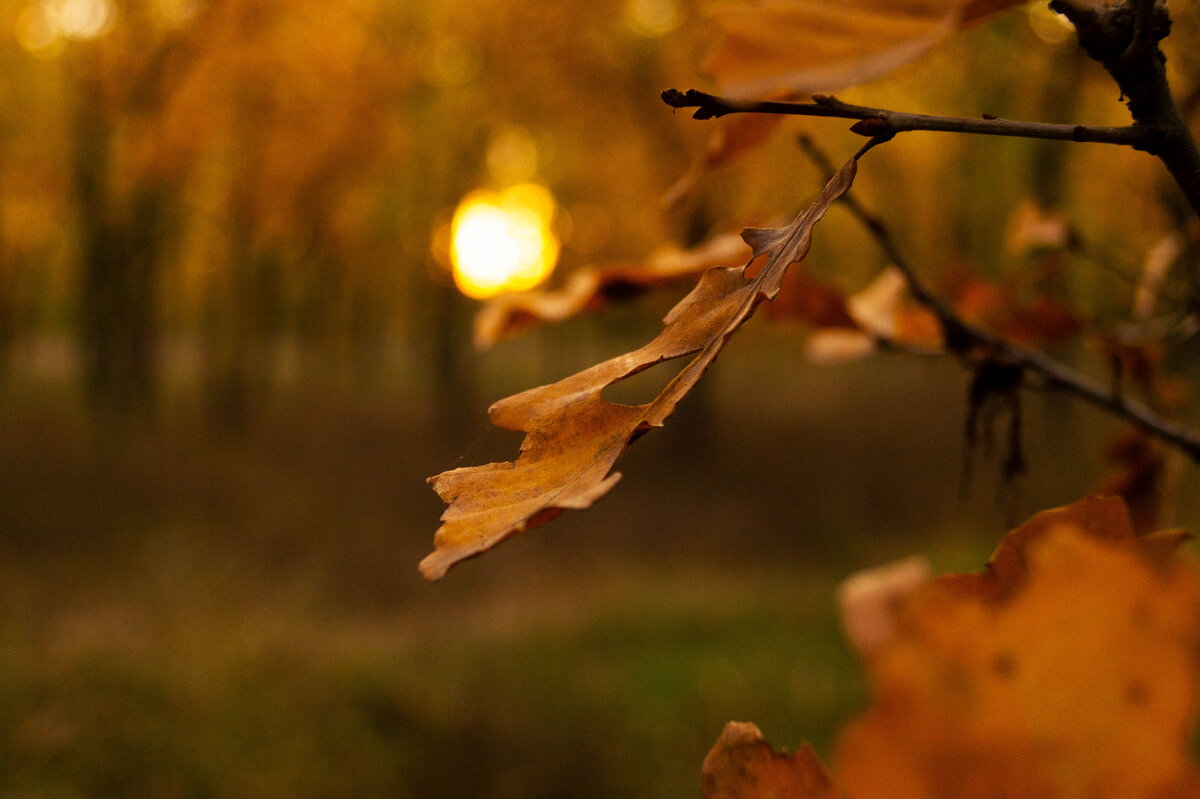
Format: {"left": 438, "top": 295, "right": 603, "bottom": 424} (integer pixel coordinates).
{"left": 661, "top": 88, "right": 1146, "bottom": 147}
{"left": 796, "top": 134, "right": 1200, "bottom": 462}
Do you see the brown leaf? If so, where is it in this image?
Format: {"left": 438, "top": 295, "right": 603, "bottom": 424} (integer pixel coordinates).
{"left": 472, "top": 234, "right": 750, "bottom": 349}
{"left": 1095, "top": 337, "right": 1191, "bottom": 411}
{"left": 702, "top": 722, "right": 839, "bottom": 799}
{"left": 703, "top": 0, "right": 1027, "bottom": 100}
{"left": 835, "top": 513, "right": 1200, "bottom": 799}
{"left": 946, "top": 268, "right": 1082, "bottom": 348}
{"left": 421, "top": 154, "right": 860, "bottom": 579}
{"left": 846, "top": 268, "right": 944, "bottom": 349}
{"left": 803, "top": 269, "right": 943, "bottom": 362}
{"left": 1096, "top": 430, "right": 1167, "bottom": 535}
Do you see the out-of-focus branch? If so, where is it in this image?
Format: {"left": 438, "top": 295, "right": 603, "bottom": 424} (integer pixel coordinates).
{"left": 797, "top": 135, "right": 1200, "bottom": 461}
{"left": 661, "top": 89, "right": 1146, "bottom": 147}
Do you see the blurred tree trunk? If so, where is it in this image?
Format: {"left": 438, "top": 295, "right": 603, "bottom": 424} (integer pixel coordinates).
{"left": 72, "top": 75, "right": 165, "bottom": 418}
{"left": 201, "top": 83, "right": 279, "bottom": 429}
{"left": 201, "top": 226, "right": 282, "bottom": 430}
{"left": 0, "top": 202, "right": 15, "bottom": 387}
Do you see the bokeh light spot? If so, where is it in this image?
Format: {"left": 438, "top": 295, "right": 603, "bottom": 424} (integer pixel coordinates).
{"left": 486, "top": 126, "right": 539, "bottom": 185}
{"left": 15, "top": 4, "right": 62, "bottom": 55}
{"left": 622, "top": 0, "right": 683, "bottom": 38}
{"left": 17, "top": 0, "right": 114, "bottom": 52}
{"left": 56, "top": 0, "right": 114, "bottom": 39}
{"left": 450, "top": 184, "right": 560, "bottom": 299}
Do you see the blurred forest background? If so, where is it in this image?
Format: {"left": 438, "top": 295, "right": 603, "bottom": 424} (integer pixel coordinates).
{"left": 1, "top": 0, "right": 1199, "bottom": 796}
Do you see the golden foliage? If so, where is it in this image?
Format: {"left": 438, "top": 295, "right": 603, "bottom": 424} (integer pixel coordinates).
{"left": 703, "top": 496, "right": 1200, "bottom": 799}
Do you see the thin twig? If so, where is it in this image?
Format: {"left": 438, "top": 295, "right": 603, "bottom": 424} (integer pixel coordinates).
{"left": 662, "top": 88, "right": 1147, "bottom": 147}
{"left": 796, "top": 134, "right": 1200, "bottom": 461}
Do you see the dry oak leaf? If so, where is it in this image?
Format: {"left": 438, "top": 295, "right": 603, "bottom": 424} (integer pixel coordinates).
{"left": 421, "top": 153, "right": 861, "bottom": 580}
{"left": 472, "top": 233, "right": 750, "bottom": 350}
{"left": 704, "top": 0, "right": 1028, "bottom": 100}
{"left": 703, "top": 721, "right": 840, "bottom": 799}
{"left": 834, "top": 513, "right": 1200, "bottom": 799}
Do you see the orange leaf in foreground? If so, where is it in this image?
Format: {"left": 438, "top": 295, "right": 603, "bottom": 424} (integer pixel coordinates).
{"left": 704, "top": 0, "right": 1027, "bottom": 100}
{"left": 703, "top": 722, "right": 840, "bottom": 799}
{"left": 835, "top": 498, "right": 1200, "bottom": 799}
{"left": 706, "top": 496, "right": 1199, "bottom": 798}
{"left": 421, "top": 154, "right": 862, "bottom": 579}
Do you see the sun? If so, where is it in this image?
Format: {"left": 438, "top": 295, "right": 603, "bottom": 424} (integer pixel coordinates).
{"left": 450, "top": 184, "right": 559, "bottom": 299}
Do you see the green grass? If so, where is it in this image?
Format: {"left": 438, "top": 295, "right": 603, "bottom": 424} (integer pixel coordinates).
{"left": 0, "top": 571, "right": 863, "bottom": 799}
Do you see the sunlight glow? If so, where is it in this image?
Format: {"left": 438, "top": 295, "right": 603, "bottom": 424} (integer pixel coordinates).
{"left": 450, "top": 184, "right": 559, "bottom": 299}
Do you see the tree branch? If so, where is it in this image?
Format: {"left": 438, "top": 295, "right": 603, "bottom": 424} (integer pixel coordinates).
{"left": 662, "top": 88, "right": 1146, "bottom": 147}
{"left": 1122, "top": 0, "right": 1158, "bottom": 68}
{"left": 796, "top": 135, "right": 1200, "bottom": 462}
{"left": 1050, "top": 0, "right": 1200, "bottom": 219}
